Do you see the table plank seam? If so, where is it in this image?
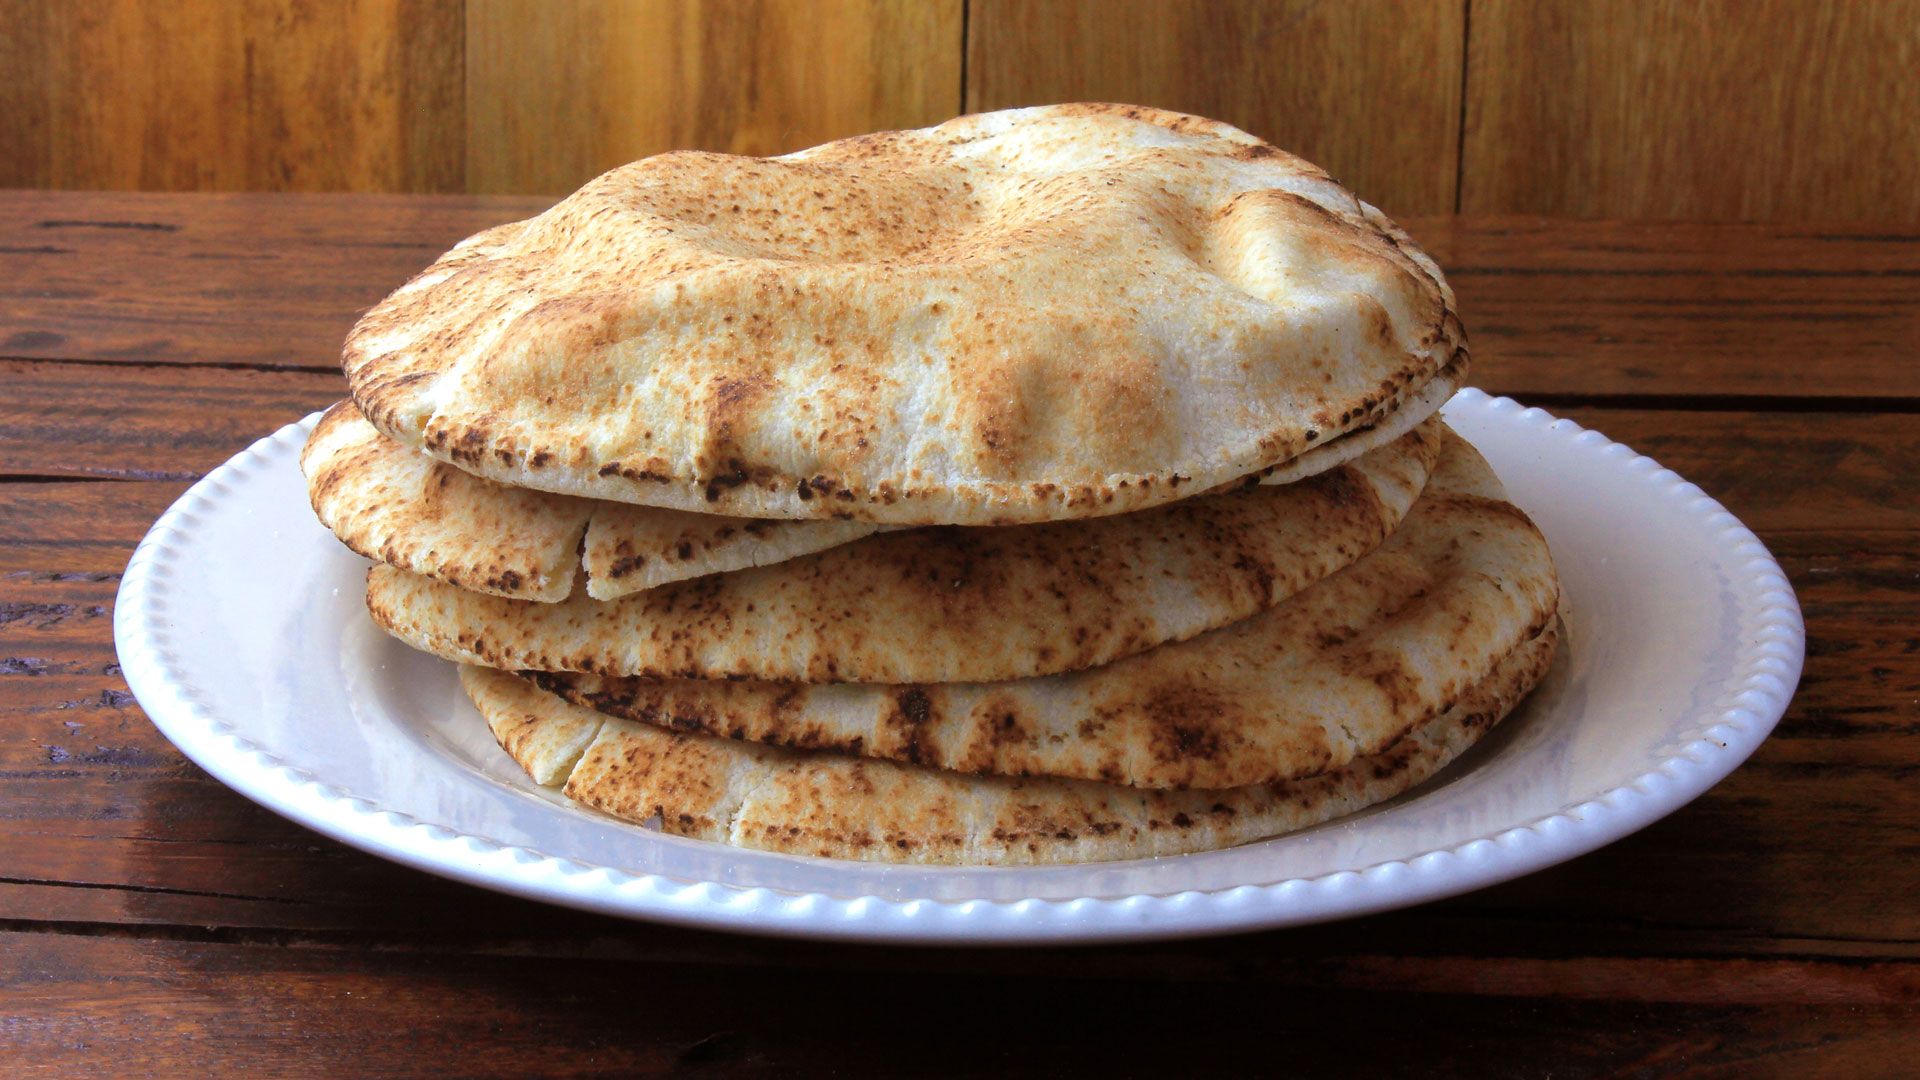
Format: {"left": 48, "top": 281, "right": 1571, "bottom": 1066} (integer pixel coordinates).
{"left": 0, "top": 873, "right": 310, "bottom": 907}
{"left": 0, "top": 474, "right": 150, "bottom": 485}
{"left": 3, "top": 914, "right": 1920, "bottom": 966}
{"left": 0, "top": 353, "right": 343, "bottom": 376}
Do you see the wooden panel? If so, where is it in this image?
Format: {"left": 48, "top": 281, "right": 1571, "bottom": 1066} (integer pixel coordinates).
{"left": 0, "top": 191, "right": 549, "bottom": 368}
{"left": 1, "top": 933, "right": 1916, "bottom": 1075}
{"left": 0, "top": 2, "right": 51, "bottom": 187}
{"left": 1463, "top": 0, "right": 1920, "bottom": 221}
{"left": 239, "top": 0, "right": 466, "bottom": 192}
{"left": 0, "top": 360, "right": 343, "bottom": 480}
{"left": 966, "top": 0, "right": 1466, "bottom": 217}
{"left": 0, "top": 0, "right": 464, "bottom": 193}
{"left": 1398, "top": 216, "right": 1920, "bottom": 403}
{"left": 464, "top": 0, "right": 963, "bottom": 195}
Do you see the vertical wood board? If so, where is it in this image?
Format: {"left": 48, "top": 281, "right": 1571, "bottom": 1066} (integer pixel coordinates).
{"left": 1462, "top": 0, "right": 1920, "bottom": 220}
{"left": 465, "top": 0, "right": 963, "bottom": 194}
{"left": 966, "top": 0, "right": 1467, "bottom": 216}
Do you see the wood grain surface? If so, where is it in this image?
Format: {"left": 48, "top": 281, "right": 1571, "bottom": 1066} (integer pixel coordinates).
{"left": 5, "top": 930, "right": 1916, "bottom": 1075}
{"left": 0, "top": 0, "right": 465, "bottom": 193}
{"left": 1, "top": 192, "right": 1917, "bottom": 1074}
{"left": 465, "top": 0, "right": 963, "bottom": 195}
{"left": 1462, "top": 0, "right": 1920, "bottom": 221}
{"left": 0, "top": 191, "right": 548, "bottom": 369}
{"left": 966, "top": 0, "right": 1466, "bottom": 217}
{"left": 10, "top": 1, "right": 1919, "bottom": 223}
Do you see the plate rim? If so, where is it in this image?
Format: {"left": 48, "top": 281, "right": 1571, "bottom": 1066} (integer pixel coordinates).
{"left": 113, "top": 390, "right": 1805, "bottom": 944}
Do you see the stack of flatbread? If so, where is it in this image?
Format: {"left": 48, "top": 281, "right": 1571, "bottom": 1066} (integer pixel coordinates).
{"left": 305, "top": 104, "right": 1561, "bottom": 865}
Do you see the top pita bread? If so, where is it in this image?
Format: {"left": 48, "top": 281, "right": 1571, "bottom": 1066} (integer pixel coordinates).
{"left": 345, "top": 103, "right": 1464, "bottom": 526}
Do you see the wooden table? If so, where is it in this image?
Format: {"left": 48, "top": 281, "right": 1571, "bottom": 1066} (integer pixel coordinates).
{"left": 2, "top": 191, "right": 1915, "bottom": 1076}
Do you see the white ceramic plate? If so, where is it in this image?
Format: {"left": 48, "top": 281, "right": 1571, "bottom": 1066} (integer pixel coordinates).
{"left": 115, "top": 391, "right": 1802, "bottom": 944}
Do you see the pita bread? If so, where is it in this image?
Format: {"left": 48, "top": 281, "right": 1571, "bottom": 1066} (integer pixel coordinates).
{"left": 484, "top": 682, "right": 604, "bottom": 785}
{"left": 346, "top": 103, "right": 1465, "bottom": 526}
{"left": 580, "top": 503, "right": 883, "bottom": 600}
{"left": 304, "top": 401, "right": 886, "bottom": 602}
{"left": 527, "top": 429, "right": 1556, "bottom": 789}
{"left": 1256, "top": 356, "right": 1461, "bottom": 487}
{"left": 367, "top": 420, "right": 1444, "bottom": 684}
{"left": 302, "top": 401, "right": 592, "bottom": 602}
{"left": 461, "top": 615, "right": 1556, "bottom": 865}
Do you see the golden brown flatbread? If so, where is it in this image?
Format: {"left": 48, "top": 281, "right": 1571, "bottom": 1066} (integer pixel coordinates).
{"left": 579, "top": 503, "right": 881, "bottom": 600}
{"left": 304, "top": 402, "right": 884, "bottom": 602}
{"left": 366, "top": 420, "right": 1445, "bottom": 684}
{"left": 346, "top": 104, "right": 1464, "bottom": 525}
{"left": 460, "top": 616, "right": 1556, "bottom": 865}
{"left": 302, "top": 401, "right": 592, "bottom": 602}
{"left": 527, "top": 429, "right": 1558, "bottom": 789}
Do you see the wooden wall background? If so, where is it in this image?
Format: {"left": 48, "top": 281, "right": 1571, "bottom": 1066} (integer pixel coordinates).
{"left": 2, "top": 0, "right": 1917, "bottom": 221}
